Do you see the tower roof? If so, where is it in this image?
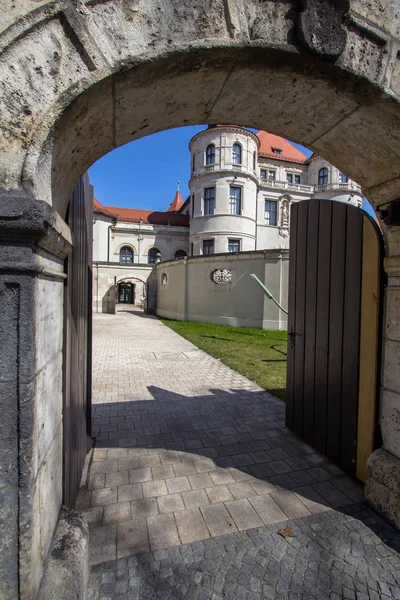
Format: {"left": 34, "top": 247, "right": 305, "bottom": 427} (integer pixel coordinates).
{"left": 167, "top": 189, "right": 184, "bottom": 212}
{"left": 257, "top": 131, "right": 307, "bottom": 163}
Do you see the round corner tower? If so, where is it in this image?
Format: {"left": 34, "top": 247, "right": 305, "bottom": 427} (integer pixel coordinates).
{"left": 188, "top": 125, "right": 260, "bottom": 256}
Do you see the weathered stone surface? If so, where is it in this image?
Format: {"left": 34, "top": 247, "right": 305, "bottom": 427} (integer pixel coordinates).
{"left": 381, "top": 390, "right": 400, "bottom": 458}
{"left": 297, "top": 0, "right": 350, "bottom": 58}
{"left": 366, "top": 448, "right": 400, "bottom": 530}
{"left": 37, "top": 507, "right": 89, "bottom": 600}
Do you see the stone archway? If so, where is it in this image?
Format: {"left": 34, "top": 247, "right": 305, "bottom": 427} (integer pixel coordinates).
{"left": 2, "top": 2, "right": 400, "bottom": 598}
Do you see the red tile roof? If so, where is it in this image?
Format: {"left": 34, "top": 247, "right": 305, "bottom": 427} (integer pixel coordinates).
{"left": 167, "top": 189, "right": 184, "bottom": 212}
{"left": 257, "top": 131, "right": 307, "bottom": 164}
{"left": 93, "top": 198, "right": 189, "bottom": 227}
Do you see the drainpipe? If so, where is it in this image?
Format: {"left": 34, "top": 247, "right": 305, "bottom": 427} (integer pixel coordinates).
{"left": 107, "top": 225, "right": 111, "bottom": 262}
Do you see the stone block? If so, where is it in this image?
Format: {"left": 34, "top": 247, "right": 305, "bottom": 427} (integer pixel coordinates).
{"left": 37, "top": 508, "right": 89, "bottom": 600}
{"left": 157, "top": 493, "right": 185, "bottom": 514}
{"left": 38, "top": 425, "right": 63, "bottom": 565}
{"left": 103, "top": 502, "right": 132, "bottom": 525}
{"left": 117, "top": 518, "right": 149, "bottom": 558}
{"left": 175, "top": 508, "right": 210, "bottom": 544}
{"left": 147, "top": 514, "right": 180, "bottom": 551}
{"left": 365, "top": 448, "right": 400, "bottom": 530}
{"left": 225, "top": 499, "right": 263, "bottom": 531}
{"left": 91, "top": 488, "right": 118, "bottom": 507}
{"left": 380, "top": 389, "right": 400, "bottom": 459}
{"left": 249, "top": 495, "right": 287, "bottom": 525}
{"left": 182, "top": 489, "right": 210, "bottom": 509}
{"left": 270, "top": 490, "right": 311, "bottom": 519}
{"left": 200, "top": 504, "right": 238, "bottom": 537}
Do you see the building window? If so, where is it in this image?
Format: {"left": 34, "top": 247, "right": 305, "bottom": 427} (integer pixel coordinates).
{"left": 229, "top": 186, "right": 242, "bottom": 215}
{"left": 339, "top": 171, "right": 348, "bottom": 183}
{"left": 268, "top": 170, "right": 276, "bottom": 182}
{"left": 192, "top": 154, "right": 195, "bottom": 172}
{"left": 253, "top": 151, "right": 256, "bottom": 171}
{"left": 260, "top": 169, "right": 267, "bottom": 180}
{"left": 295, "top": 174, "right": 301, "bottom": 184}
{"left": 120, "top": 246, "right": 133, "bottom": 264}
{"left": 265, "top": 200, "right": 277, "bottom": 226}
{"left": 206, "top": 144, "right": 215, "bottom": 165}
{"left": 204, "top": 187, "right": 215, "bottom": 215}
{"left": 286, "top": 173, "right": 293, "bottom": 184}
{"left": 148, "top": 247, "right": 161, "bottom": 264}
{"left": 228, "top": 239, "right": 240, "bottom": 253}
{"left": 232, "top": 143, "right": 242, "bottom": 164}
{"left": 203, "top": 240, "right": 214, "bottom": 255}
{"left": 191, "top": 194, "right": 195, "bottom": 217}
{"left": 191, "top": 243, "right": 194, "bottom": 256}
{"left": 175, "top": 249, "right": 187, "bottom": 259}
{"left": 318, "top": 167, "right": 329, "bottom": 185}
{"left": 272, "top": 148, "right": 282, "bottom": 155}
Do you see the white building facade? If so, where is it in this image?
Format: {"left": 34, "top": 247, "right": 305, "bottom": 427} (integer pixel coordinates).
{"left": 92, "top": 126, "right": 363, "bottom": 311}
{"left": 186, "top": 125, "right": 363, "bottom": 255}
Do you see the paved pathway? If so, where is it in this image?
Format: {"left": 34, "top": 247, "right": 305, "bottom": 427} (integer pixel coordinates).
{"left": 81, "top": 309, "right": 400, "bottom": 599}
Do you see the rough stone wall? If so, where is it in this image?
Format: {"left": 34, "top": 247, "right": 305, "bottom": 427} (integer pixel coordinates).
{"left": 2, "top": 1, "right": 400, "bottom": 597}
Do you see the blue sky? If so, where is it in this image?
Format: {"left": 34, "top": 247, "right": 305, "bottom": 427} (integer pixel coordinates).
{"left": 88, "top": 125, "right": 375, "bottom": 217}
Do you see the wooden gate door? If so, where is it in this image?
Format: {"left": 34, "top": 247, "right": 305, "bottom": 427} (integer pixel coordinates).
{"left": 286, "top": 199, "right": 382, "bottom": 481}
{"left": 63, "top": 174, "right": 93, "bottom": 506}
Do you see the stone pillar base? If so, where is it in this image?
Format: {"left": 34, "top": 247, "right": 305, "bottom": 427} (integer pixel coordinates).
{"left": 37, "top": 508, "right": 89, "bottom": 600}
{"left": 365, "top": 448, "right": 400, "bottom": 530}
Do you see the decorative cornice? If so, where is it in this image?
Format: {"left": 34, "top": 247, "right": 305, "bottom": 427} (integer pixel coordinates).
{"left": 189, "top": 126, "right": 260, "bottom": 150}
{"left": 0, "top": 191, "right": 72, "bottom": 259}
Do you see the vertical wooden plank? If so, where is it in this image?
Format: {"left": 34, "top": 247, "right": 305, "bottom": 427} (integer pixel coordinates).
{"left": 341, "top": 206, "right": 363, "bottom": 475}
{"left": 63, "top": 175, "right": 92, "bottom": 507}
{"left": 357, "top": 217, "right": 380, "bottom": 481}
{"left": 326, "top": 202, "right": 347, "bottom": 463}
{"left": 314, "top": 201, "right": 332, "bottom": 455}
{"left": 293, "top": 201, "right": 308, "bottom": 437}
{"left": 286, "top": 203, "right": 298, "bottom": 429}
{"left": 303, "top": 200, "right": 319, "bottom": 446}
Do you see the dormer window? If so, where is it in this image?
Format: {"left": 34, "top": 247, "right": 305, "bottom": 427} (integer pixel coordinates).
{"left": 272, "top": 148, "right": 282, "bottom": 155}
{"left": 318, "top": 167, "right": 329, "bottom": 185}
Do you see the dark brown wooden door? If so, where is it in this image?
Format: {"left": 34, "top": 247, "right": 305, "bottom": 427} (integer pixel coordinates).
{"left": 286, "top": 199, "right": 382, "bottom": 480}
{"left": 63, "top": 174, "right": 93, "bottom": 507}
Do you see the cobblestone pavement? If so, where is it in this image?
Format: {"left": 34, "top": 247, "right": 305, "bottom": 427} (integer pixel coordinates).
{"left": 83, "top": 309, "right": 400, "bottom": 599}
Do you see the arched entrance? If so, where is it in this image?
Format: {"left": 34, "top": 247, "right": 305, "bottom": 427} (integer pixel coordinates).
{"left": 1, "top": 3, "right": 400, "bottom": 598}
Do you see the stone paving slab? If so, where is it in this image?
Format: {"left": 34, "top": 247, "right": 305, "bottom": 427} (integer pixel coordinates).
{"left": 84, "top": 310, "right": 400, "bottom": 598}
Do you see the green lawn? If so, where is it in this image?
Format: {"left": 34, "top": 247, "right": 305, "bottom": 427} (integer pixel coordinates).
{"left": 160, "top": 319, "right": 287, "bottom": 401}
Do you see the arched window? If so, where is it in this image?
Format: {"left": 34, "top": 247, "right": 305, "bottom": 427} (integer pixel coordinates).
{"left": 148, "top": 247, "right": 161, "bottom": 264}
{"left": 119, "top": 246, "right": 133, "bottom": 264}
{"left": 206, "top": 144, "right": 215, "bottom": 165}
{"left": 318, "top": 167, "right": 329, "bottom": 185}
{"left": 175, "top": 249, "right": 187, "bottom": 259}
{"left": 232, "top": 143, "right": 242, "bottom": 164}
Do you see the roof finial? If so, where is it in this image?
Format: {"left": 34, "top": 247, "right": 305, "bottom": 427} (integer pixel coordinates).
{"left": 177, "top": 176, "right": 180, "bottom": 191}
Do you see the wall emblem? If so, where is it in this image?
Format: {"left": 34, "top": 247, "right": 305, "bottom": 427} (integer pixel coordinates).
{"left": 211, "top": 269, "right": 232, "bottom": 284}
{"left": 297, "top": 0, "right": 350, "bottom": 59}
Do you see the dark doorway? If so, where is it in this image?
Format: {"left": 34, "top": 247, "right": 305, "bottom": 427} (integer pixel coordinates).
{"left": 286, "top": 199, "right": 383, "bottom": 481}
{"left": 118, "top": 282, "right": 135, "bottom": 304}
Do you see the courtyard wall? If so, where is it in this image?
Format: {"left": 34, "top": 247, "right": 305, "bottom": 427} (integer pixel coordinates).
{"left": 155, "top": 250, "right": 289, "bottom": 330}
